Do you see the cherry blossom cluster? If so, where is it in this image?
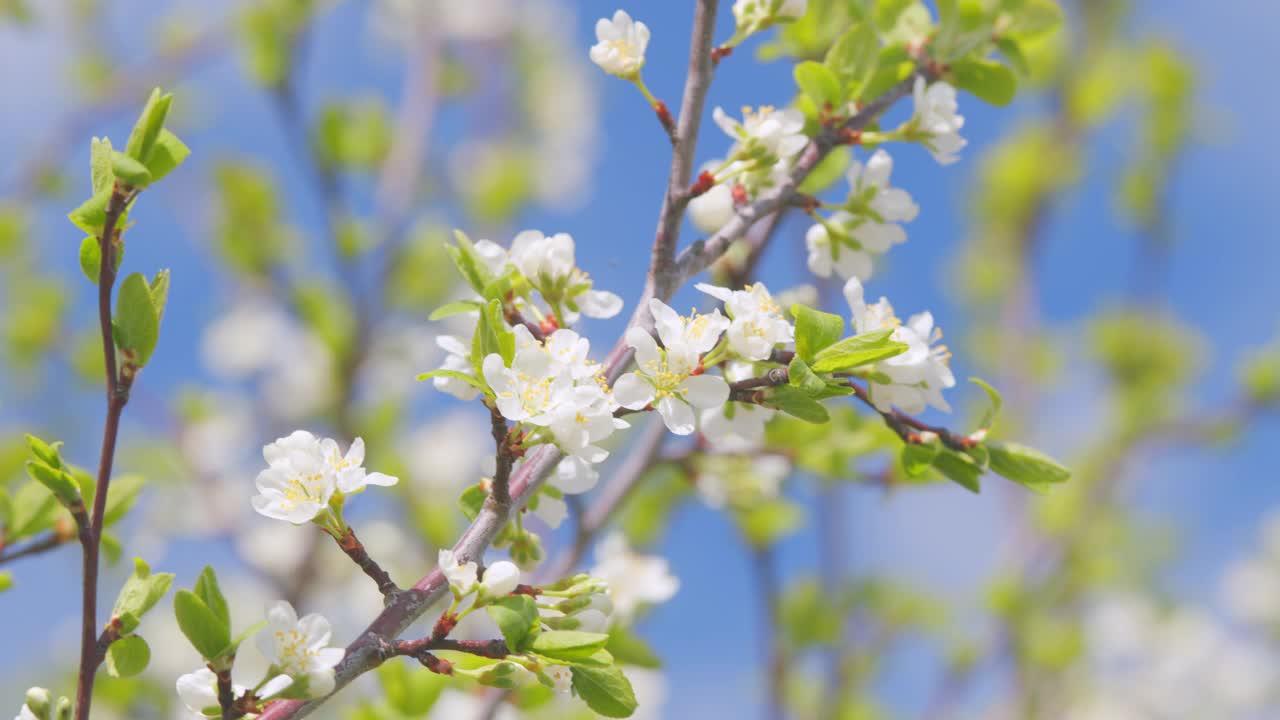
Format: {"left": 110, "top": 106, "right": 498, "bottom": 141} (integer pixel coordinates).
{"left": 843, "top": 278, "right": 956, "bottom": 414}
{"left": 175, "top": 601, "right": 344, "bottom": 714}
{"left": 251, "top": 430, "right": 398, "bottom": 528}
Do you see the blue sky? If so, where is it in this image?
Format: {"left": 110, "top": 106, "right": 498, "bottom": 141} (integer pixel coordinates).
{"left": 1, "top": 0, "right": 1278, "bottom": 716}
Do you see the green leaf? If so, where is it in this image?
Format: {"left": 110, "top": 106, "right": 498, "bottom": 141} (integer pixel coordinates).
{"left": 416, "top": 369, "right": 492, "bottom": 397}
{"left": 792, "top": 304, "right": 845, "bottom": 362}
{"left": 951, "top": 59, "right": 1018, "bottom": 106}
{"left": 8, "top": 481, "right": 58, "bottom": 539}
{"left": 68, "top": 188, "right": 112, "bottom": 236}
{"left": 79, "top": 236, "right": 124, "bottom": 284}
{"left": 173, "top": 589, "right": 231, "bottom": 660}
{"left": 987, "top": 442, "right": 1070, "bottom": 490}
{"left": 112, "top": 558, "right": 174, "bottom": 634}
{"left": 90, "top": 137, "right": 115, "bottom": 194}
{"left": 811, "top": 329, "right": 907, "bottom": 373}
{"left": 113, "top": 273, "right": 161, "bottom": 367}
{"left": 124, "top": 88, "right": 173, "bottom": 163}
{"left": 483, "top": 299, "right": 516, "bottom": 365}
{"left": 901, "top": 440, "right": 941, "bottom": 476}
{"left": 148, "top": 269, "right": 171, "bottom": 324}
{"left": 794, "top": 61, "right": 842, "bottom": 108}
{"left": 103, "top": 474, "right": 144, "bottom": 527}
{"left": 486, "top": 595, "right": 538, "bottom": 652}
{"left": 378, "top": 659, "right": 446, "bottom": 715}
{"left": 194, "top": 566, "right": 231, "bottom": 630}
{"left": 994, "top": 36, "right": 1030, "bottom": 76}
{"left": 529, "top": 630, "right": 610, "bottom": 658}
{"left": 143, "top": 129, "right": 190, "bottom": 182}
{"left": 0, "top": 572, "right": 11, "bottom": 593}
{"left": 932, "top": 449, "right": 982, "bottom": 493}
{"left": 24, "top": 434, "right": 63, "bottom": 469}
{"left": 105, "top": 635, "right": 150, "bottom": 678}
{"left": 457, "top": 483, "right": 488, "bottom": 521}
{"left": 428, "top": 300, "right": 482, "bottom": 321}
{"left": 798, "top": 145, "right": 851, "bottom": 194}
{"left": 787, "top": 357, "right": 826, "bottom": 394}
{"left": 447, "top": 229, "right": 497, "bottom": 294}
{"left": 571, "top": 664, "right": 638, "bottom": 718}
{"left": 110, "top": 151, "right": 152, "bottom": 187}
{"left": 24, "top": 460, "right": 79, "bottom": 506}
{"left": 970, "top": 377, "right": 1003, "bottom": 430}
{"left": 736, "top": 499, "right": 804, "bottom": 547}
{"left": 763, "top": 385, "right": 830, "bottom": 423}
{"left": 824, "top": 23, "right": 879, "bottom": 94}
{"left": 606, "top": 626, "right": 661, "bottom": 669}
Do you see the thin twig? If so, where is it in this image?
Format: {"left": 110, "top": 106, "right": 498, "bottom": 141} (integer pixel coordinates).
{"left": 0, "top": 532, "right": 69, "bottom": 565}
{"left": 335, "top": 527, "right": 400, "bottom": 600}
{"left": 75, "top": 184, "right": 134, "bottom": 720}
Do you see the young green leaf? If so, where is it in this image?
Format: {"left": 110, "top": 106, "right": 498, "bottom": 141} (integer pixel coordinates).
{"left": 457, "top": 483, "right": 488, "bottom": 521}
{"left": 447, "top": 230, "right": 497, "bottom": 294}
{"left": 787, "top": 357, "right": 826, "bottom": 394}
{"left": 932, "top": 449, "right": 983, "bottom": 493}
{"left": 110, "top": 151, "right": 153, "bottom": 188}
{"left": 824, "top": 23, "right": 879, "bottom": 94}
{"left": 606, "top": 626, "right": 662, "bottom": 669}
{"left": 143, "top": 129, "right": 190, "bottom": 182}
{"left": 23, "top": 461, "right": 80, "bottom": 507}
{"left": 571, "top": 664, "right": 638, "bottom": 718}
{"left": 90, "top": 137, "right": 115, "bottom": 194}
{"left": 24, "top": 434, "right": 63, "bottom": 469}
{"left": 415, "top": 369, "right": 492, "bottom": 397}
{"left": 68, "top": 188, "right": 112, "bottom": 235}
{"left": 763, "top": 385, "right": 830, "bottom": 423}
{"left": 485, "top": 595, "right": 539, "bottom": 652}
{"left": 113, "top": 273, "right": 161, "bottom": 367}
{"left": 428, "top": 300, "right": 482, "bottom": 321}
{"left": 794, "top": 61, "right": 843, "bottom": 108}
{"left": 105, "top": 635, "right": 150, "bottom": 678}
{"left": 810, "top": 329, "right": 907, "bottom": 373}
{"left": 112, "top": 558, "right": 175, "bottom": 634}
{"left": 78, "top": 236, "right": 124, "bottom": 284}
{"left": 987, "top": 442, "right": 1070, "bottom": 490}
{"left": 173, "top": 589, "right": 231, "bottom": 660}
{"left": 529, "top": 630, "right": 610, "bottom": 658}
{"left": 951, "top": 59, "right": 1018, "bottom": 106}
{"left": 792, "top": 304, "right": 845, "bottom": 362}
{"left": 901, "top": 439, "right": 941, "bottom": 476}
{"left": 148, "top": 269, "right": 171, "bottom": 323}
{"left": 193, "top": 566, "right": 231, "bottom": 631}
{"left": 970, "top": 377, "right": 1003, "bottom": 430}
{"left": 124, "top": 88, "right": 173, "bottom": 163}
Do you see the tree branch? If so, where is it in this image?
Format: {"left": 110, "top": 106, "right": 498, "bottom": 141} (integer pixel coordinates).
{"left": 0, "top": 532, "right": 69, "bottom": 565}
{"left": 75, "top": 184, "right": 134, "bottom": 720}
{"left": 335, "top": 527, "right": 400, "bottom": 600}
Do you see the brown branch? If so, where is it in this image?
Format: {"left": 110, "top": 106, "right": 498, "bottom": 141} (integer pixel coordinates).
{"left": 391, "top": 637, "right": 510, "bottom": 661}
{"left": 489, "top": 405, "right": 515, "bottom": 508}
{"left": 335, "top": 527, "right": 400, "bottom": 600}
{"left": 216, "top": 668, "right": 239, "bottom": 720}
{"left": 0, "top": 531, "right": 69, "bottom": 565}
{"left": 844, "top": 381, "right": 978, "bottom": 452}
{"left": 75, "top": 184, "right": 134, "bottom": 720}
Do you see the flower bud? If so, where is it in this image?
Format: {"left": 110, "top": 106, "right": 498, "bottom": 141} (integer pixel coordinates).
{"left": 23, "top": 688, "right": 51, "bottom": 719}
{"left": 480, "top": 561, "right": 521, "bottom": 598}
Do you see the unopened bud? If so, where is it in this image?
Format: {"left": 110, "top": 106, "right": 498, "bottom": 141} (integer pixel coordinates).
{"left": 24, "top": 688, "right": 51, "bottom": 719}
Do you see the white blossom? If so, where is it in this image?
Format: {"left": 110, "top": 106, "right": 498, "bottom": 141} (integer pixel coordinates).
{"left": 700, "top": 402, "right": 774, "bottom": 453}
{"left": 912, "top": 77, "right": 967, "bottom": 165}
{"left": 590, "top": 532, "right": 679, "bottom": 624}
{"left": 440, "top": 549, "right": 479, "bottom": 596}
{"left": 688, "top": 183, "right": 736, "bottom": 235}
{"left": 176, "top": 668, "right": 224, "bottom": 716}
{"left": 805, "top": 213, "right": 873, "bottom": 280}
{"left": 547, "top": 664, "right": 574, "bottom": 694}
{"left": 590, "top": 10, "right": 649, "bottom": 79}
{"left": 844, "top": 278, "right": 955, "bottom": 414}
{"left": 432, "top": 334, "right": 481, "bottom": 401}
{"left": 510, "top": 230, "right": 575, "bottom": 285}
{"left": 251, "top": 431, "right": 335, "bottom": 524}
{"left": 257, "top": 601, "right": 344, "bottom": 698}
{"left": 695, "top": 282, "right": 793, "bottom": 361}
{"left": 733, "top": 0, "right": 808, "bottom": 32}
{"left": 320, "top": 436, "right": 398, "bottom": 494}
{"left": 489, "top": 231, "right": 622, "bottom": 321}
{"left": 480, "top": 560, "right": 521, "bottom": 598}
{"left": 613, "top": 300, "right": 730, "bottom": 435}
{"left": 713, "top": 105, "right": 808, "bottom": 168}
